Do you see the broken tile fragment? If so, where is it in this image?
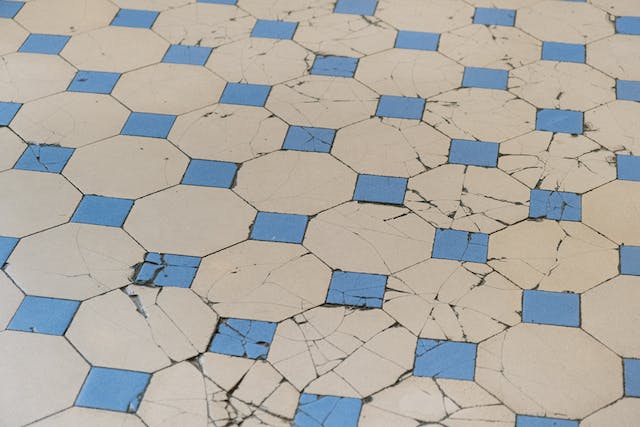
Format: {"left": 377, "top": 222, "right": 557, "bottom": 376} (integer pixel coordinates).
{"left": 293, "top": 394, "right": 363, "bottom": 427}
{"left": 432, "top": 229, "right": 489, "bottom": 263}
{"left": 283, "top": 126, "right": 336, "bottom": 153}
{"left": 13, "top": 144, "right": 74, "bottom": 173}
{"left": 134, "top": 252, "right": 201, "bottom": 288}
{"left": 326, "top": 271, "right": 387, "bottom": 308}
{"left": 529, "top": 189, "right": 582, "bottom": 221}
{"left": 414, "top": 339, "right": 477, "bottom": 381}
{"left": 75, "top": 367, "right": 151, "bottom": 412}
{"left": 209, "top": 318, "right": 277, "bottom": 359}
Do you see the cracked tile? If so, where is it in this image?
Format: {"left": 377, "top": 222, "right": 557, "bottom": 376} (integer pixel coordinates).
{"left": 588, "top": 35, "right": 640, "bottom": 80}
{"left": 583, "top": 180, "right": 640, "bottom": 244}
{"left": 377, "top": 0, "right": 473, "bottom": 32}
{"left": 15, "top": 0, "right": 116, "bottom": 34}
{"left": 582, "top": 399, "right": 640, "bottom": 427}
{"left": 238, "top": 0, "right": 334, "bottom": 21}
{"left": 0, "top": 271, "right": 22, "bottom": 330}
{"left": 585, "top": 101, "right": 640, "bottom": 154}
{"left": 0, "top": 128, "right": 26, "bottom": 171}
{"left": 32, "top": 407, "right": 145, "bottom": 427}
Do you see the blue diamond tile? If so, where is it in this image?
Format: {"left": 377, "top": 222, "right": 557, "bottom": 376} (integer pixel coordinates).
{"left": 14, "top": 144, "right": 74, "bottom": 173}
{"left": 536, "top": 109, "right": 583, "bottom": 134}
{"left": 197, "top": 0, "right": 235, "bottom": 3}
{"left": 162, "top": 44, "right": 212, "bottom": 66}
{"left": 8, "top": 296, "right": 80, "bottom": 335}
{"left": 0, "top": 101, "right": 21, "bottom": 126}
{"left": 0, "top": 236, "right": 18, "bottom": 267}
{"left": 353, "top": 174, "right": 408, "bottom": 205}
{"left": 617, "top": 154, "right": 640, "bottom": 181}
{"left": 251, "top": 19, "right": 298, "bottom": 39}
{"left": 250, "top": 211, "right": 309, "bottom": 244}
{"left": 616, "top": 16, "right": 640, "bottom": 35}
{"left": 294, "top": 394, "right": 362, "bottom": 427}
{"left": 121, "top": 112, "right": 176, "bottom": 138}
{"left": 71, "top": 195, "right": 134, "bottom": 227}
{"left": 473, "top": 7, "right": 516, "bottom": 27}
{"left": 18, "top": 34, "right": 70, "bottom": 55}
{"left": 134, "top": 253, "right": 201, "bottom": 288}
{"left": 462, "top": 67, "right": 509, "bottom": 90}
{"left": 326, "top": 271, "right": 388, "bottom": 308}
{"left": 529, "top": 189, "right": 581, "bottom": 221}
{"left": 620, "top": 245, "right": 640, "bottom": 276}
{"left": 311, "top": 55, "right": 359, "bottom": 78}
{"left": 432, "top": 229, "right": 489, "bottom": 263}
{"left": 522, "top": 290, "right": 580, "bottom": 327}
{"left": 334, "top": 0, "right": 377, "bottom": 16}
{"left": 181, "top": 159, "right": 238, "bottom": 188}
{"left": 617, "top": 80, "right": 640, "bottom": 101}
{"left": 76, "top": 367, "right": 151, "bottom": 412}
{"left": 0, "top": 0, "right": 24, "bottom": 18}
{"left": 209, "top": 318, "right": 277, "bottom": 359}
{"left": 516, "top": 415, "right": 579, "bottom": 427}
{"left": 68, "top": 71, "right": 121, "bottom": 94}
{"left": 283, "top": 126, "right": 336, "bottom": 153}
{"left": 414, "top": 339, "right": 477, "bottom": 381}
{"left": 448, "top": 139, "right": 499, "bottom": 167}
{"left": 376, "top": 95, "right": 425, "bottom": 120}
{"left": 111, "top": 9, "right": 159, "bottom": 28}
{"left": 541, "top": 41, "right": 585, "bottom": 64}
{"left": 395, "top": 30, "right": 440, "bottom": 51}
{"left": 220, "top": 82, "right": 271, "bottom": 107}
{"left": 625, "top": 358, "right": 640, "bottom": 397}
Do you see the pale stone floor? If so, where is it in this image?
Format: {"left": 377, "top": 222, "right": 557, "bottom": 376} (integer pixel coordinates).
{"left": 1, "top": 0, "right": 640, "bottom": 426}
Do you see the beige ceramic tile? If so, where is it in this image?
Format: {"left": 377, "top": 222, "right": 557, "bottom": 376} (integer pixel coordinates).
{"left": 33, "top": 407, "right": 145, "bottom": 427}
{"left": 238, "top": 0, "right": 334, "bottom": 20}
{"left": 465, "top": 0, "right": 542, "bottom": 7}
{"left": 355, "top": 50, "right": 463, "bottom": 99}
{"left": 305, "top": 202, "right": 434, "bottom": 274}
{"left": 588, "top": 36, "right": 640, "bottom": 80}
{"left": 63, "top": 135, "right": 189, "bottom": 199}
{"left": 111, "top": 0, "right": 190, "bottom": 11}
{"left": 476, "top": 324, "right": 622, "bottom": 419}
{"left": 423, "top": 88, "right": 536, "bottom": 142}
{"left": 0, "top": 53, "right": 75, "bottom": 103}
{"left": 10, "top": 92, "right": 129, "bottom": 148}
{"left": 591, "top": 0, "right": 640, "bottom": 15}
{"left": 0, "top": 19, "right": 28, "bottom": 55}
{"left": 234, "top": 150, "right": 356, "bottom": 214}
{"left": 586, "top": 101, "right": 640, "bottom": 154}
{"left": 5, "top": 223, "right": 143, "bottom": 300}
{"left": 0, "top": 170, "right": 81, "bottom": 237}
{"left": 192, "top": 240, "right": 331, "bottom": 322}
{"left": 0, "top": 272, "right": 22, "bottom": 330}
{"left": 15, "top": 0, "right": 116, "bottom": 35}
{"left": 583, "top": 180, "right": 640, "bottom": 245}
{"left": 124, "top": 185, "right": 256, "bottom": 256}
{"left": 0, "top": 331, "right": 89, "bottom": 426}
{"left": 0, "top": 128, "right": 25, "bottom": 171}
{"left": 62, "top": 27, "right": 168, "bottom": 72}
{"left": 267, "top": 75, "right": 378, "bottom": 129}
{"left": 199, "top": 352, "right": 255, "bottom": 392}
{"left": 582, "top": 399, "right": 640, "bottom": 427}
{"left": 169, "top": 103, "right": 287, "bottom": 163}
{"left": 376, "top": 0, "right": 473, "bottom": 32}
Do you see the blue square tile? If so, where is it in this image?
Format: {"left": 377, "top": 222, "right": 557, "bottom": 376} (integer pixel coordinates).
{"left": 197, "top": 0, "right": 235, "bottom": 3}
{"left": 0, "top": 101, "right": 21, "bottom": 126}
{"left": 67, "top": 71, "right": 121, "bottom": 94}
{"left": 251, "top": 19, "right": 298, "bottom": 39}
{"left": 529, "top": 189, "right": 581, "bottom": 221}
{"left": 76, "top": 367, "right": 151, "bottom": 412}
{"left": 432, "top": 229, "right": 489, "bottom": 263}
{"left": 449, "top": 139, "right": 499, "bottom": 167}
{"left": 209, "top": 318, "right": 277, "bottom": 359}
{"left": 617, "top": 154, "right": 640, "bottom": 181}
{"left": 522, "top": 290, "right": 580, "bottom": 327}
{"left": 134, "top": 252, "right": 201, "bottom": 288}
{"left": 294, "top": 394, "right": 362, "bottom": 427}
{"left": 620, "top": 245, "right": 640, "bottom": 276}
{"left": 111, "top": 9, "right": 159, "bottom": 28}
{"left": 624, "top": 358, "right": 640, "bottom": 397}
{"left": 71, "top": 195, "right": 134, "bottom": 227}
{"left": 0, "top": 236, "right": 18, "bottom": 266}
{"left": 326, "top": 271, "right": 388, "bottom": 308}
{"left": 376, "top": 95, "right": 425, "bottom": 120}
{"left": 516, "top": 415, "right": 579, "bottom": 427}
{"left": 541, "top": 41, "right": 585, "bottom": 64}
{"left": 14, "top": 144, "right": 74, "bottom": 173}
{"left": 19, "top": 34, "right": 70, "bottom": 55}
{"left": 283, "top": 126, "right": 336, "bottom": 153}
{"left": 181, "top": 159, "right": 238, "bottom": 188}
{"left": 395, "top": 30, "right": 440, "bottom": 51}
{"left": 220, "top": 83, "right": 271, "bottom": 107}
{"left": 310, "top": 55, "right": 359, "bottom": 78}
{"left": 334, "top": 0, "right": 377, "bottom": 16}
{"left": 473, "top": 7, "right": 516, "bottom": 26}
{"left": 121, "top": 112, "right": 176, "bottom": 138}
{"left": 616, "top": 16, "right": 640, "bottom": 35}
{"left": 462, "top": 67, "right": 508, "bottom": 90}
{"left": 536, "top": 109, "right": 583, "bottom": 134}
{"left": 414, "top": 339, "right": 477, "bottom": 381}
{"left": 162, "top": 44, "right": 212, "bottom": 66}
{"left": 0, "top": 0, "right": 24, "bottom": 18}
{"left": 353, "top": 174, "right": 407, "bottom": 205}
{"left": 250, "top": 211, "right": 309, "bottom": 244}
{"left": 617, "top": 80, "right": 640, "bottom": 101}
{"left": 8, "top": 296, "right": 80, "bottom": 335}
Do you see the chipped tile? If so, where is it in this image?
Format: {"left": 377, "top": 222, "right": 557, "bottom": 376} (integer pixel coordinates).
{"left": 8, "top": 296, "right": 79, "bottom": 335}
{"left": 209, "top": 318, "right": 277, "bottom": 359}
{"left": 14, "top": 144, "right": 74, "bottom": 173}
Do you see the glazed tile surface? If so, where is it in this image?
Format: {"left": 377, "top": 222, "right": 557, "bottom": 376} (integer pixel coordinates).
{"left": 0, "top": 0, "right": 639, "bottom": 426}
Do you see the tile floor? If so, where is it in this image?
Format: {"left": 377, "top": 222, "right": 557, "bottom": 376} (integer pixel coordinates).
{"left": 0, "top": 0, "right": 639, "bottom": 426}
